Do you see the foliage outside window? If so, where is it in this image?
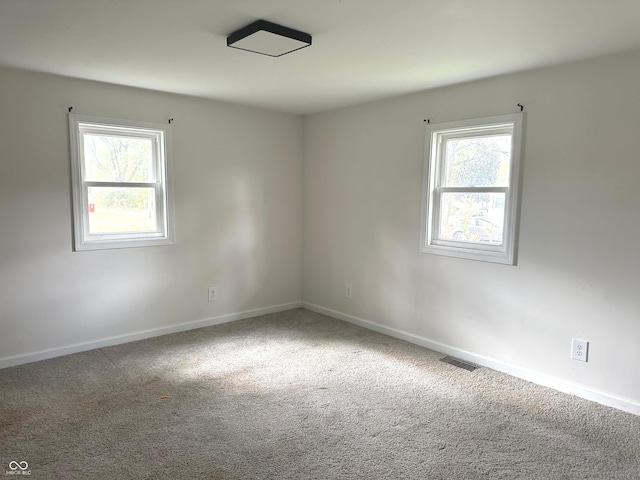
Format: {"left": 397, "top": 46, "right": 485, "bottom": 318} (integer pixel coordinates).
{"left": 421, "top": 113, "right": 523, "bottom": 264}
{"left": 69, "top": 114, "right": 174, "bottom": 251}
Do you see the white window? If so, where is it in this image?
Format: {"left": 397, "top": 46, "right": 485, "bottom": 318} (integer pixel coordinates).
{"left": 421, "top": 113, "right": 523, "bottom": 264}
{"left": 69, "top": 114, "right": 175, "bottom": 251}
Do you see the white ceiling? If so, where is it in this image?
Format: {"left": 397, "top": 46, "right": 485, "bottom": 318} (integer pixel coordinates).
{"left": 1, "top": 0, "right": 639, "bottom": 115}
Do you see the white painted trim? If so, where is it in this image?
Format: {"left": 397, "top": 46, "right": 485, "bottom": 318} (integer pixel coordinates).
{"left": 0, "top": 302, "right": 302, "bottom": 369}
{"left": 302, "top": 302, "right": 640, "bottom": 417}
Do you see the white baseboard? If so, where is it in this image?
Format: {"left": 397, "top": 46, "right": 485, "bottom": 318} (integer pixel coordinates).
{"left": 0, "top": 301, "right": 302, "bottom": 370}
{"left": 302, "top": 302, "right": 640, "bottom": 417}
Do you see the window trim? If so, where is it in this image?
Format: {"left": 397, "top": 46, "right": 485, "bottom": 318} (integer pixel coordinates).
{"left": 69, "top": 113, "right": 175, "bottom": 251}
{"left": 420, "top": 113, "right": 523, "bottom": 265}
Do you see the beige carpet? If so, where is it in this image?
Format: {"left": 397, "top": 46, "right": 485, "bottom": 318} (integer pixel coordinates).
{"left": 1, "top": 308, "right": 639, "bottom": 479}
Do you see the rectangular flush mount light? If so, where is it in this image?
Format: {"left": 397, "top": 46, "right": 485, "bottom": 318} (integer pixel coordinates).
{"left": 227, "top": 20, "right": 312, "bottom": 57}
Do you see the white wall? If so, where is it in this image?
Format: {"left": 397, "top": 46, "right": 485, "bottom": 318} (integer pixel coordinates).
{"left": 0, "top": 67, "right": 302, "bottom": 364}
{"left": 302, "top": 50, "right": 640, "bottom": 410}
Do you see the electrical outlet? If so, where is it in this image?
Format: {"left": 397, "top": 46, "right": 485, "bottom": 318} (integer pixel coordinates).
{"left": 345, "top": 283, "right": 353, "bottom": 299}
{"left": 571, "top": 338, "right": 588, "bottom": 362}
{"left": 208, "top": 286, "right": 218, "bottom": 302}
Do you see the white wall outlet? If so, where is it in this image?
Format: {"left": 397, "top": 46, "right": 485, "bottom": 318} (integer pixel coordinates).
{"left": 345, "top": 283, "right": 353, "bottom": 299}
{"left": 208, "top": 286, "right": 218, "bottom": 302}
{"left": 571, "top": 338, "right": 588, "bottom": 362}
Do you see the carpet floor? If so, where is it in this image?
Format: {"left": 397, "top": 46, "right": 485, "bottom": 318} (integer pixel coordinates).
{"left": 1, "top": 308, "right": 639, "bottom": 479}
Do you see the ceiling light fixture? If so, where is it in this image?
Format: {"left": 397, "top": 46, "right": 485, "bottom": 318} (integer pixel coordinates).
{"left": 227, "top": 20, "right": 312, "bottom": 57}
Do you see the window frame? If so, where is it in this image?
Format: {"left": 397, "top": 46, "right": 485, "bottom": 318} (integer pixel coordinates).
{"left": 420, "top": 113, "right": 523, "bottom": 265}
{"left": 69, "top": 113, "right": 175, "bottom": 251}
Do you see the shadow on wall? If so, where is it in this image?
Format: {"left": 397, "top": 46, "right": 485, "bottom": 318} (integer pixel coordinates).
{"left": 370, "top": 210, "right": 639, "bottom": 373}
{"left": 371, "top": 220, "right": 522, "bottom": 362}
{"left": 216, "top": 174, "right": 264, "bottom": 312}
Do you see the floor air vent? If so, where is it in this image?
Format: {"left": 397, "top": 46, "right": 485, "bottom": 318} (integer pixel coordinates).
{"left": 440, "top": 356, "right": 479, "bottom": 372}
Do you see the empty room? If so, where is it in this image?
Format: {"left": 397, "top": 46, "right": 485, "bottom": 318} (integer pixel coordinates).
{"left": 1, "top": 1, "right": 640, "bottom": 478}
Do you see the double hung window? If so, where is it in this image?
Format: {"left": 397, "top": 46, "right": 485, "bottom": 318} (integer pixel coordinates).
{"left": 69, "top": 114, "right": 174, "bottom": 251}
{"left": 421, "top": 113, "right": 523, "bottom": 264}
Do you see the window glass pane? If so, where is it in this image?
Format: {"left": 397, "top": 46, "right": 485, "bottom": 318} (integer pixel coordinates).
{"left": 83, "top": 134, "right": 154, "bottom": 182}
{"left": 438, "top": 192, "right": 505, "bottom": 244}
{"left": 443, "top": 134, "right": 511, "bottom": 187}
{"left": 88, "top": 187, "right": 158, "bottom": 234}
